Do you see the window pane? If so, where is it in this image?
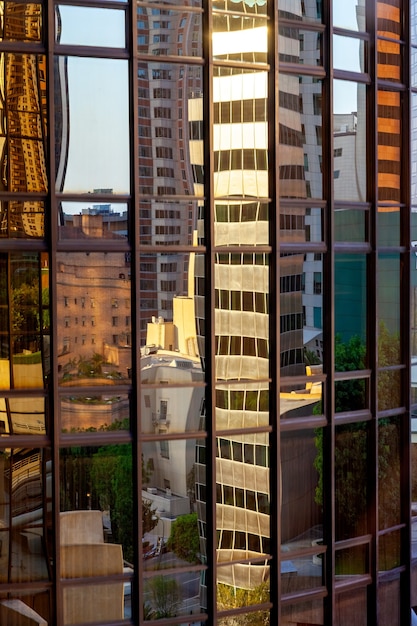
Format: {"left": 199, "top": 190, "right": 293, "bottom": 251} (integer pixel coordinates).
{"left": 378, "top": 253, "right": 401, "bottom": 365}
{"left": 139, "top": 200, "right": 199, "bottom": 247}
{"left": 333, "top": 0, "right": 364, "bottom": 31}
{"left": 333, "top": 35, "right": 364, "bottom": 73}
{"left": 0, "top": 396, "right": 45, "bottom": 435}
{"left": 60, "top": 395, "right": 129, "bottom": 433}
{"left": 0, "top": 448, "right": 51, "bottom": 583}
{"left": 377, "top": 90, "right": 401, "bottom": 203}
{"left": 280, "top": 206, "right": 324, "bottom": 243}
{"left": 279, "top": 27, "right": 322, "bottom": 66}
{"left": 0, "top": 201, "right": 45, "bottom": 239}
{"left": 59, "top": 202, "right": 128, "bottom": 241}
{"left": 56, "top": 57, "right": 129, "bottom": 194}
{"left": 0, "top": 3, "right": 42, "bottom": 42}
{"left": 333, "top": 81, "right": 367, "bottom": 202}
{"left": 140, "top": 387, "right": 204, "bottom": 434}
{"left": 212, "top": 12, "right": 267, "bottom": 63}
{"left": 335, "top": 255, "right": 367, "bottom": 360}
{"left": 57, "top": 6, "right": 125, "bottom": 47}
{"left": 334, "top": 208, "right": 367, "bottom": 243}
{"left": 57, "top": 252, "right": 131, "bottom": 386}
{"left": 137, "top": 8, "right": 202, "bottom": 57}
{"left": 379, "top": 417, "right": 401, "bottom": 530}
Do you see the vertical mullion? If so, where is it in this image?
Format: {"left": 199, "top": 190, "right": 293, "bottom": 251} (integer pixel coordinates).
{"left": 269, "top": 0, "right": 280, "bottom": 623}
{"left": 203, "top": 0, "right": 216, "bottom": 623}
{"left": 47, "top": 0, "right": 60, "bottom": 623}
{"left": 323, "top": 0, "right": 335, "bottom": 623}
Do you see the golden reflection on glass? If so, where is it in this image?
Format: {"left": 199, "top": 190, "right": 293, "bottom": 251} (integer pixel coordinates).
{"left": 0, "top": 448, "right": 50, "bottom": 584}
{"left": 217, "top": 563, "right": 270, "bottom": 612}
{"left": 0, "top": 2, "right": 42, "bottom": 42}
{"left": 377, "top": 90, "right": 401, "bottom": 203}
{"left": 0, "top": 201, "right": 45, "bottom": 238}
{"left": 60, "top": 395, "right": 129, "bottom": 433}
{"left": 0, "top": 53, "right": 47, "bottom": 193}
{"left": 0, "top": 396, "right": 45, "bottom": 435}
{"left": 56, "top": 252, "right": 131, "bottom": 386}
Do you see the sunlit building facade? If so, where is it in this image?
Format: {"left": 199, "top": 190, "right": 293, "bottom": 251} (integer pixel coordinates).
{"left": 0, "top": 0, "right": 417, "bottom": 625}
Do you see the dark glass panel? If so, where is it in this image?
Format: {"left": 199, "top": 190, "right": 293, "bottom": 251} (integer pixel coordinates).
{"left": 59, "top": 202, "right": 128, "bottom": 241}
{"left": 377, "top": 90, "right": 401, "bottom": 203}
{"left": 281, "top": 428, "right": 323, "bottom": 591}
{"left": 335, "top": 378, "right": 368, "bottom": 413}
{"left": 335, "top": 255, "right": 367, "bottom": 362}
{"left": 0, "top": 3, "right": 42, "bottom": 42}
{"left": 281, "top": 599, "right": 323, "bottom": 624}
{"left": 56, "top": 5, "right": 125, "bottom": 47}
{"left": 56, "top": 57, "right": 129, "bottom": 194}
{"left": 280, "top": 206, "right": 324, "bottom": 243}
{"left": 60, "top": 395, "right": 129, "bottom": 433}
{"left": 378, "top": 573, "right": 401, "bottom": 626}
{"left": 279, "top": 75, "right": 323, "bottom": 200}
{"left": 333, "top": 35, "right": 364, "bottom": 73}
{"left": 0, "top": 591, "right": 51, "bottom": 624}
{"left": 333, "top": 81, "right": 367, "bottom": 203}
{"left": 378, "top": 369, "right": 401, "bottom": 411}
{"left": 335, "top": 543, "right": 368, "bottom": 576}
{"left": 335, "top": 423, "right": 368, "bottom": 540}
{"left": 0, "top": 201, "right": 45, "bottom": 239}
{"left": 56, "top": 252, "right": 131, "bottom": 387}
{"left": 334, "top": 588, "right": 367, "bottom": 626}
{"left": 378, "top": 529, "right": 401, "bottom": 571}
{"left": 378, "top": 253, "right": 401, "bottom": 366}
{"left": 279, "top": 27, "right": 322, "bottom": 66}
{"left": 0, "top": 396, "right": 45, "bottom": 435}
{"left": 0, "top": 448, "right": 51, "bottom": 583}
{"left": 334, "top": 208, "right": 367, "bottom": 242}
{"left": 0, "top": 53, "right": 47, "bottom": 193}
{"left": 379, "top": 417, "right": 401, "bottom": 530}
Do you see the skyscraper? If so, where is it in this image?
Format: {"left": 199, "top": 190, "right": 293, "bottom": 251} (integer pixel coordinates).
{"left": 0, "top": 0, "right": 415, "bottom": 625}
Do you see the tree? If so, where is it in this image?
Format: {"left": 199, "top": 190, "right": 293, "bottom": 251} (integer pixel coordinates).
{"left": 166, "top": 513, "right": 200, "bottom": 563}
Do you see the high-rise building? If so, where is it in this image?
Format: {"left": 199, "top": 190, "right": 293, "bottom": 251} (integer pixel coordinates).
{"left": 0, "top": 0, "right": 416, "bottom": 625}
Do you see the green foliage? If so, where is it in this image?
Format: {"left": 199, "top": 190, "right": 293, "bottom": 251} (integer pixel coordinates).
{"left": 217, "top": 581, "right": 270, "bottom": 625}
{"left": 145, "top": 575, "right": 182, "bottom": 619}
{"left": 167, "top": 512, "right": 200, "bottom": 563}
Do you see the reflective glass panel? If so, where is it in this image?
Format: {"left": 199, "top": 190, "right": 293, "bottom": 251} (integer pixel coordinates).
{"left": 60, "top": 395, "right": 129, "bottom": 433}
{"left": 0, "top": 201, "right": 45, "bottom": 239}
{"left": 378, "top": 369, "right": 401, "bottom": 411}
{"left": 335, "top": 378, "right": 368, "bottom": 413}
{"left": 62, "top": 578, "right": 128, "bottom": 624}
{"left": 139, "top": 251, "right": 201, "bottom": 354}
{"left": 280, "top": 206, "right": 324, "bottom": 243}
{"left": 333, "top": 0, "right": 364, "bottom": 31}
{"left": 215, "top": 383, "right": 269, "bottom": 429}
{"left": 378, "top": 253, "right": 401, "bottom": 366}
{"left": 379, "top": 417, "right": 401, "bottom": 530}
{"left": 140, "top": 386, "right": 204, "bottom": 433}
{"left": 215, "top": 253, "right": 269, "bottom": 382}
{"left": 335, "top": 255, "right": 367, "bottom": 358}
{"left": 333, "top": 35, "right": 364, "bottom": 73}
{"left": 56, "top": 57, "right": 129, "bottom": 194}
{"left": 138, "top": 62, "right": 203, "bottom": 198}
{"left": 56, "top": 6, "right": 125, "bottom": 47}
{"left": 413, "top": 96, "right": 417, "bottom": 205}
{"left": 378, "top": 574, "right": 401, "bottom": 626}
{"left": 335, "top": 543, "right": 368, "bottom": 576}
{"left": 56, "top": 252, "right": 131, "bottom": 386}
{"left": 0, "top": 53, "right": 47, "bottom": 193}
{"left": 0, "top": 592, "right": 51, "bottom": 623}
{"left": 334, "top": 588, "right": 367, "bottom": 625}
{"left": 335, "top": 208, "right": 367, "bottom": 242}
{"left": 0, "top": 2, "right": 42, "bottom": 41}
{"left": 377, "top": 39, "right": 401, "bottom": 83}
{"left": 279, "top": 1, "right": 321, "bottom": 23}
{"left": 281, "top": 428, "right": 323, "bottom": 591}
{"left": 139, "top": 200, "right": 199, "bottom": 246}
{"left": 0, "top": 396, "right": 45, "bottom": 435}
{"left": 279, "top": 27, "right": 322, "bottom": 66}
{"left": 215, "top": 200, "right": 269, "bottom": 247}
{"left": 378, "top": 529, "right": 401, "bottom": 571}
{"left": 59, "top": 202, "right": 128, "bottom": 241}
{"left": 137, "top": 8, "right": 202, "bottom": 57}
{"left": 212, "top": 13, "right": 267, "bottom": 63}
{"left": 335, "top": 423, "right": 368, "bottom": 540}
{"left": 333, "top": 81, "right": 367, "bottom": 202}
{"left": 377, "top": 90, "right": 401, "bottom": 203}
{"left": 279, "top": 75, "right": 323, "bottom": 200}
{"left": 280, "top": 377, "right": 323, "bottom": 420}
{"left": 281, "top": 598, "right": 323, "bottom": 624}
{"left": 144, "top": 569, "right": 203, "bottom": 619}
{"left": 0, "top": 447, "right": 51, "bottom": 583}
{"left": 413, "top": 1, "right": 417, "bottom": 45}
{"left": 217, "top": 562, "right": 270, "bottom": 610}
{"left": 412, "top": 48, "right": 417, "bottom": 87}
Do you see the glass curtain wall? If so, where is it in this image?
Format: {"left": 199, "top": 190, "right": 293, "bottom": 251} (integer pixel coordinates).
{"left": 0, "top": 0, "right": 413, "bottom": 625}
